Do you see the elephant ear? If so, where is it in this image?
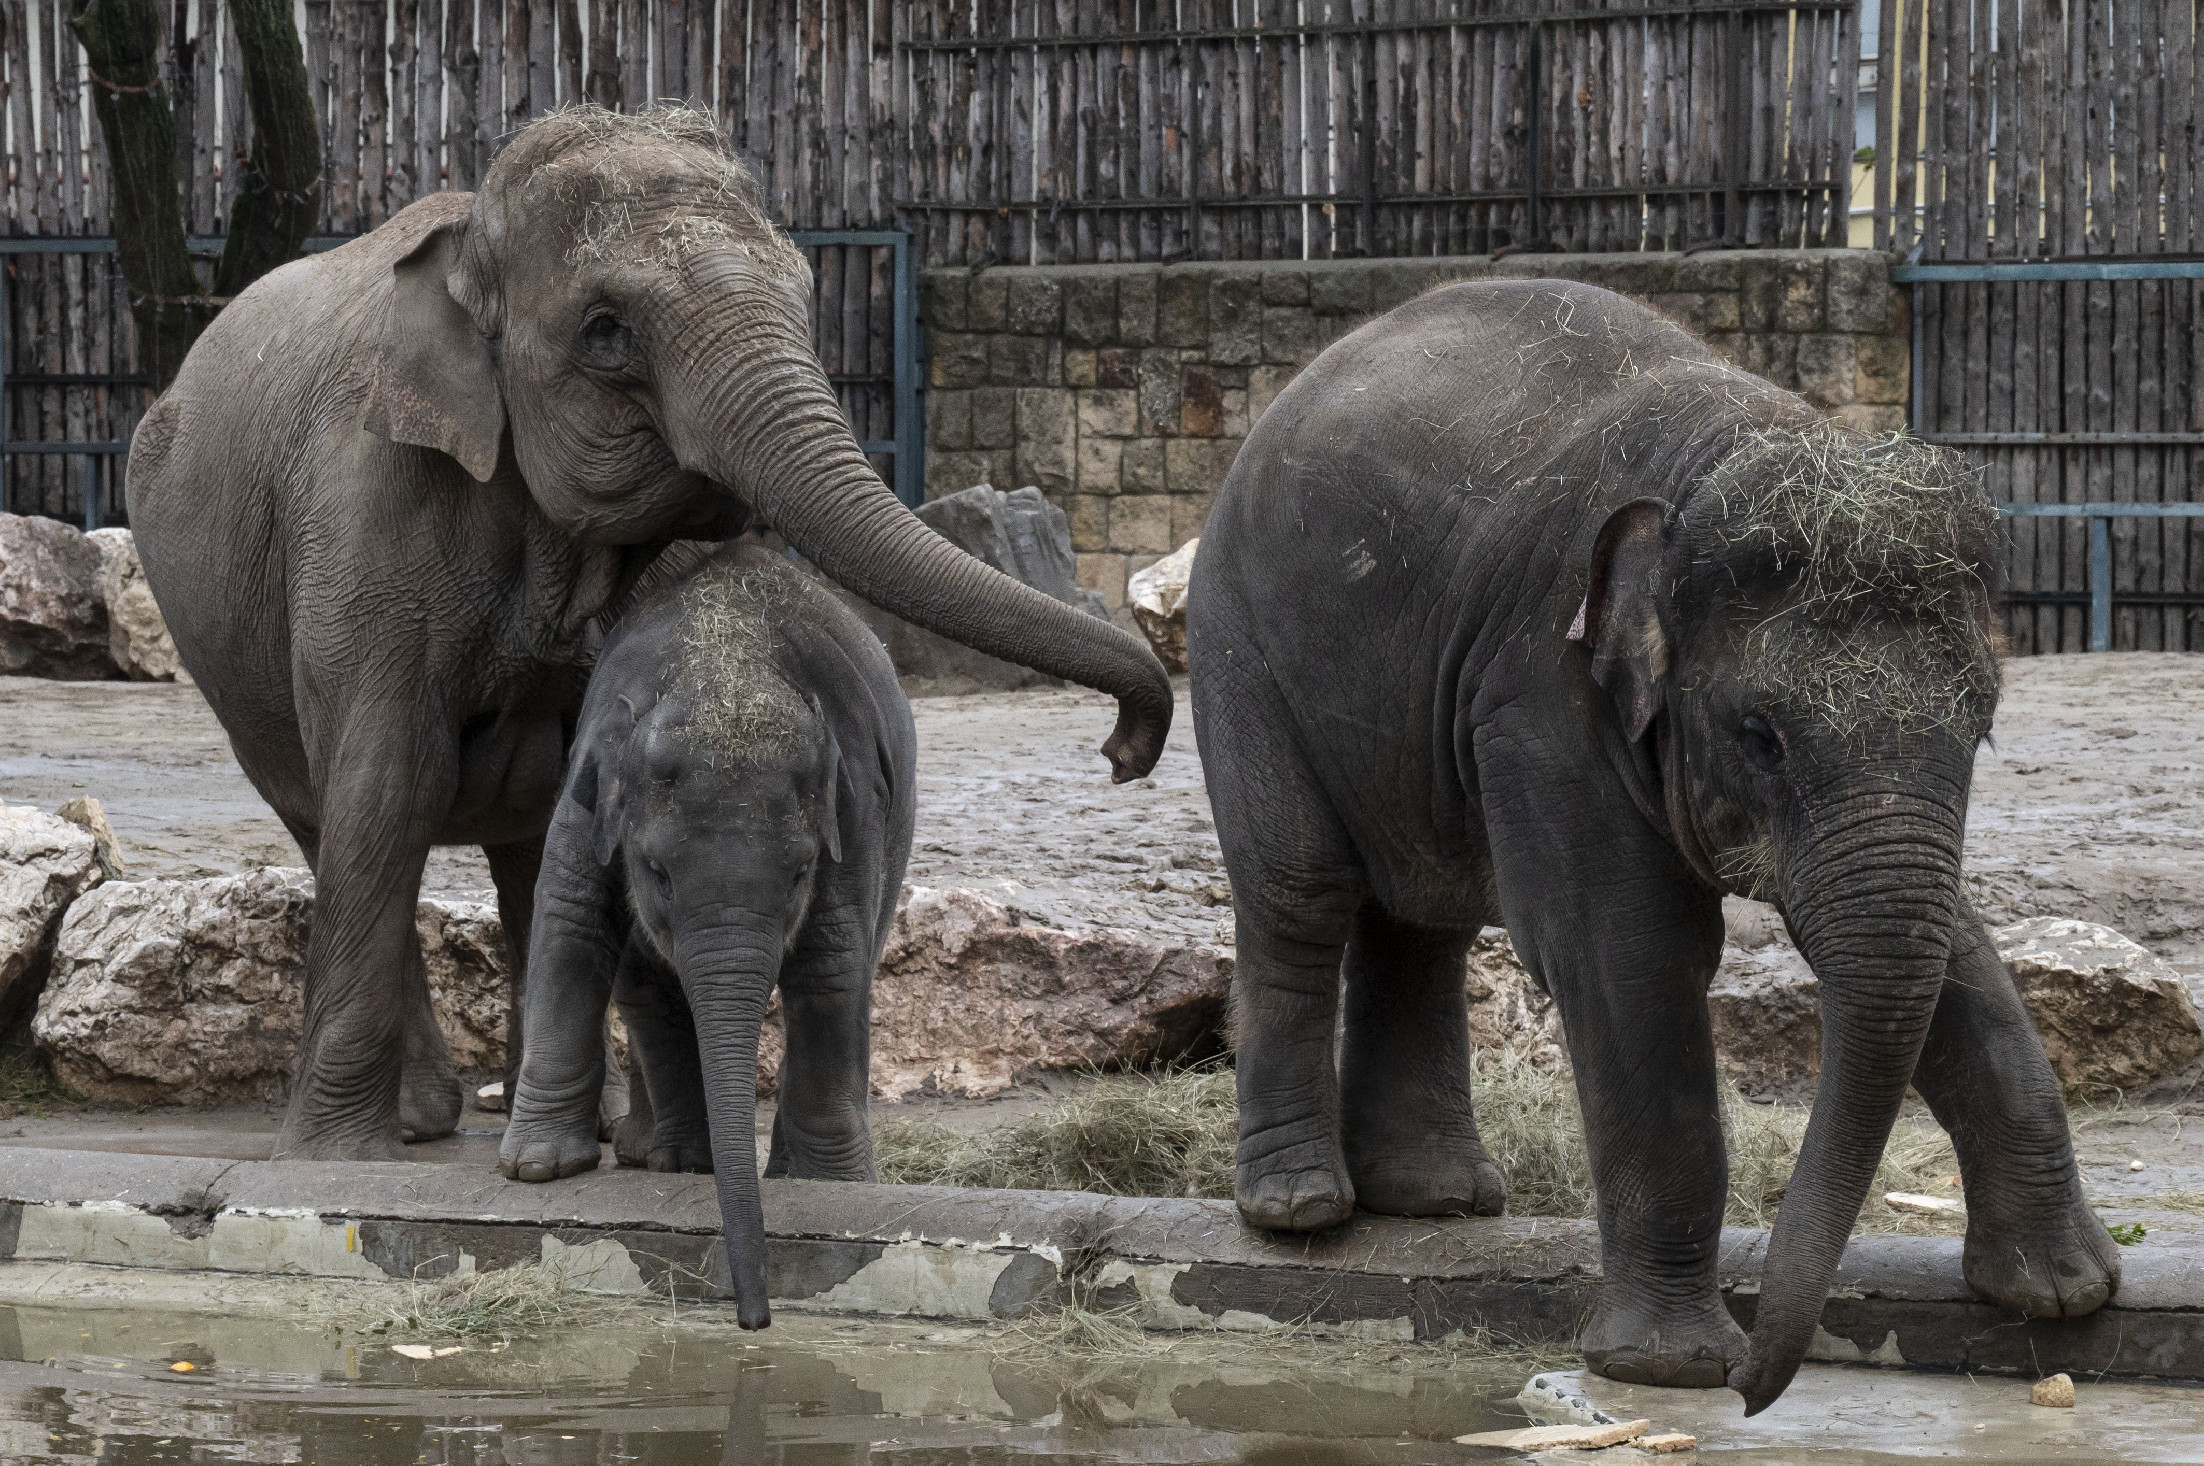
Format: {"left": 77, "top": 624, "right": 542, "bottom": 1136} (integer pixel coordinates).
{"left": 569, "top": 694, "right": 643, "bottom": 867}
{"left": 1570, "top": 496, "right": 1673, "bottom": 742}
{"left": 362, "top": 220, "right": 506, "bottom": 483}
{"left": 809, "top": 695, "right": 844, "bottom": 865}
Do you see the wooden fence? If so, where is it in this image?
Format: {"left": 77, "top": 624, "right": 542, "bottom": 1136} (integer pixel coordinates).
{"left": 901, "top": 0, "right": 1861, "bottom": 265}
{"left": 1874, "top": 0, "right": 2204, "bottom": 652}
{"left": 3, "top": 0, "right": 1865, "bottom": 250}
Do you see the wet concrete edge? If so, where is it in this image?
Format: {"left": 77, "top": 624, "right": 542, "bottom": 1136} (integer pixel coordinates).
{"left": 0, "top": 1146, "right": 2195, "bottom": 1380}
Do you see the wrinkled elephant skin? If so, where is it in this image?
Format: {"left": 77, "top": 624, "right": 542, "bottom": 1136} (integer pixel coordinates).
{"left": 1187, "top": 281, "right": 2117, "bottom": 1414}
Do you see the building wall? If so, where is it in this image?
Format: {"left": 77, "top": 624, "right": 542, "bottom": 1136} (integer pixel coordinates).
{"left": 918, "top": 250, "right": 1911, "bottom": 622}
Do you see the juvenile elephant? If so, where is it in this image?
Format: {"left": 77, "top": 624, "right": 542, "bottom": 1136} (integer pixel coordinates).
{"left": 1188, "top": 281, "right": 2116, "bottom": 1413}
{"left": 128, "top": 107, "right": 1170, "bottom": 1161}
{"left": 499, "top": 541, "right": 909, "bottom": 1329}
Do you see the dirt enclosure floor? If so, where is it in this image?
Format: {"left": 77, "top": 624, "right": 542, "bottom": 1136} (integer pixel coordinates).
{"left": 2, "top": 653, "right": 2203, "bottom": 1212}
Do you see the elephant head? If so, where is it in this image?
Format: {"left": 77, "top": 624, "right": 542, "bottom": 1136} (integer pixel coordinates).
{"left": 363, "top": 105, "right": 1169, "bottom": 780}
{"left": 1575, "top": 424, "right": 2005, "bottom": 1413}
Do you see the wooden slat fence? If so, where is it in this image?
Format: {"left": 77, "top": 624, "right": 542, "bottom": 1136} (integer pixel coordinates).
{"left": 1876, "top": 0, "right": 2204, "bottom": 653}
{"left": 903, "top": 0, "right": 1860, "bottom": 267}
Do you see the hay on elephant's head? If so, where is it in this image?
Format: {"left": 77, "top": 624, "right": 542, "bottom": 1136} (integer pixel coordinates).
{"left": 663, "top": 555, "right": 810, "bottom": 764}
{"left": 488, "top": 104, "right": 805, "bottom": 281}
{"left": 1681, "top": 424, "right": 2002, "bottom": 737}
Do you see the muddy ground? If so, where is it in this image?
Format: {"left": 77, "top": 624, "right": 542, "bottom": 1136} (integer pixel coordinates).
{"left": 2, "top": 652, "right": 2198, "bottom": 959}
{"left": 2, "top": 654, "right": 2201, "bottom": 1209}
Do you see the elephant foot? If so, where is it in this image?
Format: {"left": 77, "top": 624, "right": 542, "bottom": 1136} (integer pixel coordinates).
{"left": 1348, "top": 1147, "right": 1507, "bottom": 1219}
{"left": 397, "top": 1072, "right": 463, "bottom": 1145}
{"left": 647, "top": 1143, "right": 714, "bottom": 1174}
{"left": 1963, "top": 1199, "right": 2121, "bottom": 1318}
{"left": 612, "top": 1107, "right": 657, "bottom": 1169}
{"left": 499, "top": 1096, "right": 606, "bottom": 1184}
{"left": 1580, "top": 1287, "right": 1747, "bottom": 1390}
{"left": 1235, "top": 1152, "right": 1356, "bottom": 1233}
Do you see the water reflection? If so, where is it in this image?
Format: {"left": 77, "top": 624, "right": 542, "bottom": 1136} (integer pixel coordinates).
{"left": 0, "top": 1304, "right": 1524, "bottom": 1465}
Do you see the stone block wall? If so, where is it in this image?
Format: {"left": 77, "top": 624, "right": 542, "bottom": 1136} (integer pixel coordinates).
{"left": 919, "top": 250, "right": 1910, "bottom": 623}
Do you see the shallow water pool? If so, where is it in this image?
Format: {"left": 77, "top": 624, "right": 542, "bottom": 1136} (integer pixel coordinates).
{"left": 0, "top": 1302, "right": 1539, "bottom": 1464}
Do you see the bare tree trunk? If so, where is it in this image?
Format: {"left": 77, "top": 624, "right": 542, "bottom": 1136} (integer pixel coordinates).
{"left": 216, "top": 0, "right": 323, "bottom": 297}
{"left": 70, "top": 0, "right": 206, "bottom": 392}
{"left": 72, "top": 0, "right": 321, "bottom": 394}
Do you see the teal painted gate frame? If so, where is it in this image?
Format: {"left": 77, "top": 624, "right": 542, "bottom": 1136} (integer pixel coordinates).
{"left": 1894, "top": 257, "right": 2204, "bottom": 654}
{"left": 789, "top": 229, "right": 925, "bottom": 510}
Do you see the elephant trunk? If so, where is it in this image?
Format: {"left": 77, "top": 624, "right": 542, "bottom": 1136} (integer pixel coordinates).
{"left": 677, "top": 919, "right": 782, "bottom": 1330}
{"left": 661, "top": 302, "right": 1173, "bottom": 782}
{"left": 1728, "top": 789, "right": 1962, "bottom": 1415}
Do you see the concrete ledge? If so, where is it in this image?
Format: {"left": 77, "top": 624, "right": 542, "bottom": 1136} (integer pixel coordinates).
{"left": 1, "top": 1147, "right": 2196, "bottom": 1380}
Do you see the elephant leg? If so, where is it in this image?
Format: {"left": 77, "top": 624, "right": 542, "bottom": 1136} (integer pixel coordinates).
{"left": 499, "top": 800, "right": 617, "bottom": 1182}
{"left": 276, "top": 709, "right": 455, "bottom": 1162}
{"left": 614, "top": 940, "right": 712, "bottom": 1174}
{"left": 1197, "top": 642, "right": 1363, "bottom": 1233}
{"left": 1477, "top": 712, "right": 1741, "bottom": 1389}
{"left": 767, "top": 903, "right": 876, "bottom": 1182}
{"left": 1910, "top": 900, "right": 2119, "bottom": 1318}
{"left": 1340, "top": 902, "right": 1506, "bottom": 1218}
{"left": 397, "top": 937, "right": 463, "bottom": 1144}
{"left": 484, "top": 836, "right": 544, "bottom": 1104}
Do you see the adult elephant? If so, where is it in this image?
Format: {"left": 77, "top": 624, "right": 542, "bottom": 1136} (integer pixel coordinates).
{"left": 128, "top": 107, "right": 1171, "bottom": 1162}
{"left": 1187, "top": 280, "right": 2115, "bottom": 1414}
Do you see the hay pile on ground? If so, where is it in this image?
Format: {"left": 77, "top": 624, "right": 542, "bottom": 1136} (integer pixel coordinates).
{"left": 878, "top": 1050, "right": 1963, "bottom": 1233}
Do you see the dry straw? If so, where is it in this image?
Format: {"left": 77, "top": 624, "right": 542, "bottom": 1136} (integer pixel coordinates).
{"left": 502, "top": 104, "right": 805, "bottom": 280}
{"left": 877, "top": 1053, "right": 1963, "bottom": 1235}
{"left": 1684, "top": 424, "right": 2002, "bottom": 738}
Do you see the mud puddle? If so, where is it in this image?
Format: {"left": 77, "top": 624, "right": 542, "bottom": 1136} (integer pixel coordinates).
{"left": 0, "top": 1302, "right": 1539, "bottom": 1464}
{"left": 8, "top": 1296, "right": 2204, "bottom": 1463}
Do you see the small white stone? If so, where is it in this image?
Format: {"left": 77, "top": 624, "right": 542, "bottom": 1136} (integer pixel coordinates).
{"left": 2130, "top": 1160, "right": 2146, "bottom": 1172}
{"left": 2030, "top": 1373, "right": 2076, "bottom": 1408}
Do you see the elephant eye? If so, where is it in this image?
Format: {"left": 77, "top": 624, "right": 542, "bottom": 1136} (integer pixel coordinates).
{"left": 646, "top": 859, "right": 672, "bottom": 897}
{"left": 1738, "top": 714, "right": 1785, "bottom": 773}
{"left": 575, "top": 308, "right": 636, "bottom": 370}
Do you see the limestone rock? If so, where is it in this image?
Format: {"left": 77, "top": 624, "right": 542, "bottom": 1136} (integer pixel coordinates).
{"left": 0, "top": 804, "right": 103, "bottom": 1031}
{"left": 87, "top": 528, "right": 187, "bottom": 681}
{"left": 1464, "top": 926, "right": 1566, "bottom": 1069}
{"left": 2030, "top": 1372, "right": 2075, "bottom": 1408}
{"left": 1128, "top": 538, "right": 1197, "bottom": 674}
{"left": 1994, "top": 917, "right": 2204, "bottom": 1090}
{"left": 56, "top": 796, "right": 125, "bottom": 879}
{"left": 1708, "top": 942, "right": 1823, "bottom": 1098}
{"left": 34, "top": 868, "right": 516, "bottom": 1105}
{"left": 0, "top": 512, "right": 111, "bottom": 679}
{"left": 755, "top": 885, "right": 1230, "bottom": 1099}
{"left": 827, "top": 485, "right": 1111, "bottom": 692}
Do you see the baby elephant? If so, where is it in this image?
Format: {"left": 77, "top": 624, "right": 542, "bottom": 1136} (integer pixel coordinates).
{"left": 499, "top": 541, "right": 915, "bottom": 1330}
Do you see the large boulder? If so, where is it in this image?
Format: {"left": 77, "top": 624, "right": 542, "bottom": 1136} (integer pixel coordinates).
{"left": 829, "top": 485, "right": 1112, "bottom": 692}
{"left": 756, "top": 885, "right": 1231, "bottom": 1099}
{"left": 1995, "top": 917, "right": 2204, "bottom": 1090}
{"left": 34, "top": 868, "right": 514, "bottom": 1105}
{"left": 1128, "top": 538, "right": 1196, "bottom": 674}
{"left": 87, "top": 528, "right": 187, "bottom": 681}
{"left": 0, "top": 512, "right": 111, "bottom": 679}
{"left": 0, "top": 804, "right": 104, "bottom": 1032}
